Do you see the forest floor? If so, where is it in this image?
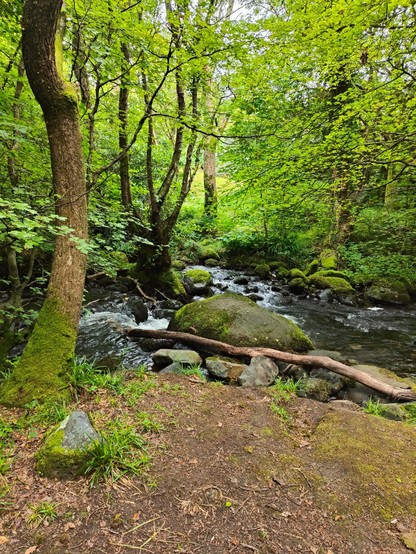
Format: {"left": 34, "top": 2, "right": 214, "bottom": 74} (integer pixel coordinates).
{"left": 1, "top": 373, "right": 416, "bottom": 554}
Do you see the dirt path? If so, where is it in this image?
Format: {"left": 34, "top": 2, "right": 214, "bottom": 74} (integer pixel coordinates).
{"left": 1, "top": 374, "right": 415, "bottom": 553}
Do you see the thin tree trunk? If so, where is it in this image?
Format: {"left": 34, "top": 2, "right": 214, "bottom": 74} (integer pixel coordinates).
{"left": 1, "top": 0, "right": 88, "bottom": 407}
{"left": 119, "top": 43, "right": 133, "bottom": 210}
{"left": 127, "top": 329, "right": 416, "bottom": 402}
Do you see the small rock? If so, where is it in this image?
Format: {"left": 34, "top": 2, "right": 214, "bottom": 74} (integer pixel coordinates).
{"left": 36, "top": 411, "right": 101, "bottom": 479}
{"left": 159, "top": 362, "right": 185, "bottom": 374}
{"left": 234, "top": 276, "right": 249, "bottom": 285}
{"left": 329, "top": 400, "right": 361, "bottom": 412}
{"left": 152, "top": 349, "right": 202, "bottom": 368}
{"left": 381, "top": 403, "right": 408, "bottom": 421}
{"left": 239, "top": 356, "right": 279, "bottom": 387}
{"left": 126, "top": 297, "right": 148, "bottom": 323}
{"left": 310, "top": 368, "right": 348, "bottom": 394}
{"left": 206, "top": 356, "right": 247, "bottom": 380}
{"left": 300, "top": 377, "right": 332, "bottom": 402}
{"left": 247, "top": 293, "right": 264, "bottom": 302}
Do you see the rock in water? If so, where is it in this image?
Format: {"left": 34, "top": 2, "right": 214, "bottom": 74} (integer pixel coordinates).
{"left": 35, "top": 411, "right": 101, "bottom": 479}
{"left": 169, "top": 293, "right": 313, "bottom": 353}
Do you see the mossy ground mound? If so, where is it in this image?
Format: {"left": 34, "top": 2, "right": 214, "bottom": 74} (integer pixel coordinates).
{"left": 312, "top": 410, "right": 416, "bottom": 519}
{"left": 169, "top": 292, "right": 313, "bottom": 352}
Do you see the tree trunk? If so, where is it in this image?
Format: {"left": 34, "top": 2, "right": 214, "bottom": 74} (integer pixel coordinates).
{"left": 1, "top": 0, "right": 88, "bottom": 407}
{"left": 127, "top": 329, "right": 416, "bottom": 402}
{"left": 119, "top": 43, "right": 133, "bottom": 210}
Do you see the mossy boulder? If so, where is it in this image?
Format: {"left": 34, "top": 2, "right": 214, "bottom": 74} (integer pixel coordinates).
{"left": 365, "top": 281, "right": 411, "bottom": 305}
{"left": 313, "top": 270, "right": 350, "bottom": 281}
{"left": 36, "top": 411, "right": 101, "bottom": 479}
{"left": 168, "top": 293, "right": 313, "bottom": 352}
{"left": 184, "top": 269, "right": 212, "bottom": 286}
{"left": 289, "top": 268, "right": 306, "bottom": 280}
{"left": 304, "top": 259, "right": 319, "bottom": 276}
{"left": 269, "top": 261, "right": 288, "bottom": 271}
{"left": 288, "top": 277, "right": 309, "bottom": 295}
{"left": 254, "top": 263, "right": 270, "bottom": 279}
{"left": 319, "top": 249, "right": 337, "bottom": 270}
{"left": 197, "top": 241, "right": 222, "bottom": 262}
{"left": 307, "top": 274, "right": 356, "bottom": 298}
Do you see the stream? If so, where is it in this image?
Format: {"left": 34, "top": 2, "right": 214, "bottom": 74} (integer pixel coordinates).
{"left": 76, "top": 266, "right": 416, "bottom": 380}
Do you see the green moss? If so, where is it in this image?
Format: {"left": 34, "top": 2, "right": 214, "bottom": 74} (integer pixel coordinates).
{"left": 312, "top": 412, "right": 416, "bottom": 519}
{"left": 0, "top": 297, "right": 75, "bottom": 407}
{"left": 254, "top": 263, "right": 270, "bottom": 278}
{"left": 135, "top": 269, "right": 186, "bottom": 298}
{"left": 365, "top": 280, "right": 410, "bottom": 305}
{"left": 320, "top": 249, "right": 337, "bottom": 270}
{"left": 313, "top": 270, "right": 350, "bottom": 280}
{"left": 35, "top": 427, "right": 95, "bottom": 479}
{"left": 304, "top": 259, "right": 319, "bottom": 276}
{"left": 288, "top": 277, "right": 309, "bottom": 294}
{"left": 184, "top": 269, "right": 212, "bottom": 285}
{"left": 289, "top": 268, "right": 306, "bottom": 280}
{"left": 269, "top": 261, "right": 288, "bottom": 271}
{"left": 307, "top": 275, "right": 355, "bottom": 295}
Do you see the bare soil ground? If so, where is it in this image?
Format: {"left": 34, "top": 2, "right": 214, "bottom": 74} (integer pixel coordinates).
{"left": 0, "top": 373, "right": 415, "bottom": 554}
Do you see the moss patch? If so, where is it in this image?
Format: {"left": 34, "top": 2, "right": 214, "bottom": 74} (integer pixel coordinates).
{"left": 307, "top": 275, "right": 355, "bottom": 295}
{"left": 135, "top": 269, "right": 186, "bottom": 298}
{"left": 0, "top": 297, "right": 75, "bottom": 407}
{"left": 320, "top": 249, "right": 337, "bottom": 270}
{"left": 312, "top": 411, "right": 416, "bottom": 519}
{"left": 184, "top": 269, "right": 212, "bottom": 285}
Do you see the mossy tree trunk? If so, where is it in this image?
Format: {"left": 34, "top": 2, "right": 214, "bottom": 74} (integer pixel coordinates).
{"left": 0, "top": 0, "right": 88, "bottom": 407}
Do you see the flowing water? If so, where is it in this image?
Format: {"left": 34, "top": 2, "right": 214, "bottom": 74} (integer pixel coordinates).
{"left": 76, "top": 266, "right": 416, "bottom": 379}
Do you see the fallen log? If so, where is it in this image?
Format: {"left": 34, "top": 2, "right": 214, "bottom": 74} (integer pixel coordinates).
{"left": 127, "top": 328, "right": 416, "bottom": 402}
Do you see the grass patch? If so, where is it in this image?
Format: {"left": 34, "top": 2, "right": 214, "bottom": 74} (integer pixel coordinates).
{"left": 362, "top": 398, "right": 384, "bottom": 417}
{"left": 85, "top": 420, "right": 150, "bottom": 487}
{"left": 27, "top": 501, "right": 59, "bottom": 528}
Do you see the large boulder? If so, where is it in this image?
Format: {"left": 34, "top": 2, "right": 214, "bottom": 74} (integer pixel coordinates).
{"left": 365, "top": 281, "right": 411, "bottom": 305}
{"left": 168, "top": 293, "right": 313, "bottom": 352}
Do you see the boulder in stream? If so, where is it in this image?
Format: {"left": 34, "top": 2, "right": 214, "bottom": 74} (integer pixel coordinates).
{"left": 168, "top": 293, "right": 313, "bottom": 352}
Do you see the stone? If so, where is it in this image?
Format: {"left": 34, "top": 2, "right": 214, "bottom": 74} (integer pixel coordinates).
{"left": 365, "top": 281, "right": 411, "bottom": 305}
{"left": 300, "top": 377, "right": 332, "bottom": 402}
{"left": 152, "top": 349, "right": 202, "bottom": 368}
{"left": 184, "top": 269, "right": 212, "bottom": 295}
{"left": 304, "top": 259, "right": 319, "bottom": 276}
{"left": 206, "top": 356, "right": 247, "bottom": 380}
{"left": 239, "top": 356, "right": 279, "bottom": 387}
{"left": 288, "top": 278, "right": 308, "bottom": 295}
{"left": 159, "top": 362, "right": 185, "bottom": 374}
{"left": 329, "top": 400, "right": 361, "bottom": 412}
{"left": 319, "top": 249, "right": 337, "bottom": 270}
{"left": 126, "top": 297, "right": 148, "bottom": 323}
{"left": 35, "top": 411, "right": 101, "bottom": 479}
{"left": 234, "top": 276, "right": 249, "bottom": 285}
{"left": 310, "top": 368, "right": 347, "bottom": 394}
{"left": 247, "top": 293, "right": 263, "bottom": 302}
{"left": 169, "top": 293, "right": 313, "bottom": 353}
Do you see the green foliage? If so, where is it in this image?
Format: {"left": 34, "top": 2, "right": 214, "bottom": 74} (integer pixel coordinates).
{"left": 135, "top": 412, "right": 165, "bottom": 434}
{"left": 70, "top": 357, "right": 125, "bottom": 397}
{"left": 362, "top": 398, "right": 384, "bottom": 417}
{"left": 177, "top": 364, "right": 206, "bottom": 380}
{"left": 27, "top": 501, "right": 59, "bottom": 528}
{"left": 85, "top": 421, "right": 150, "bottom": 487}
{"left": 272, "top": 377, "right": 304, "bottom": 401}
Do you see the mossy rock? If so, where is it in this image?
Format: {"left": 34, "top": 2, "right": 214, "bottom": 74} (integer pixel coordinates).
{"left": 313, "top": 270, "right": 350, "bottom": 281}
{"left": 169, "top": 293, "right": 313, "bottom": 353}
{"left": 312, "top": 411, "right": 416, "bottom": 518}
{"left": 365, "top": 281, "right": 411, "bottom": 305}
{"left": 304, "top": 259, "right": 319, "bottom": 277}
{"left": 269, "top": 261, "right": 288, "bottom": 271}
{"left": 288, "top": 277, "right": 309, "bottom": 295}
{"left": 134, "top": 269, "right": 186, "bottom": 298}
{"left": 197, "top": 242, "right": 221, "bottom": 262}
{"left": 289, "top": 268, "right": 306, "bottom": 280}
{"left": 254, "top": 263, "right": 270, "bottom": 279}
{"left": 36, "top": 411, "right": 101, "bottom": 479}
{"left": 205, "top": 258, "right": 219, "bottom": 267}
{"left": 172, "top": 260, "right": 186, "bottom": 270}
{"left": 184, "top": 269, "right": 212, "bottom": 286}
{"left": 307, "top": 275, "right": 355, "bottom": 297}
{"left": 319, "top": 249, "right": 337, "bottom": 270}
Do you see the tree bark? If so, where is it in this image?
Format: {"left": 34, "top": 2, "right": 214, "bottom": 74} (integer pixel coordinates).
{"left": 0, "top": 0, "right": 88, "bottom": 407}
{"left": 127, "top": 329, "right": 416, "bottom": 402}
